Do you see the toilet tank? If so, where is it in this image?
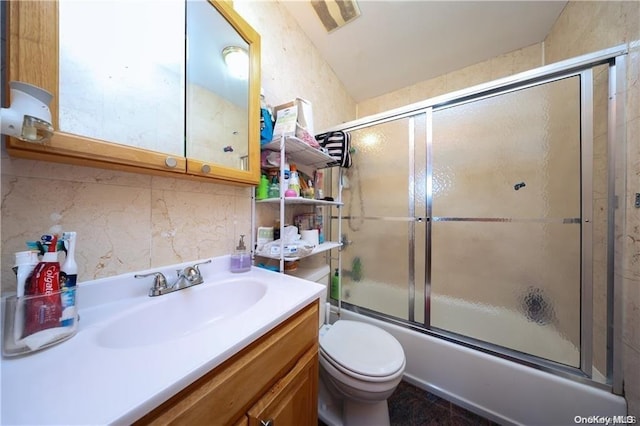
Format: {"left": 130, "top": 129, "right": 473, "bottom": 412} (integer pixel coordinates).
{"left": 287, "top": 263, "right": 330, "bottom": 328}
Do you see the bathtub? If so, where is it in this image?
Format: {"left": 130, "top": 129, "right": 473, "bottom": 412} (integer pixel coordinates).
{"left": 338, "top": 280, "right": 626, "bottom": 425}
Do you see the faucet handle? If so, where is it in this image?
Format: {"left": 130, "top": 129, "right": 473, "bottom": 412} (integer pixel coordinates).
{"left": 182, "top": 259, "right": 212, "bottom": 286}
{"left": 134, "top": 272, "right": 169, "bottom": 296}
{"left": 191, "top": 259, "right": 212, "bottom": 275}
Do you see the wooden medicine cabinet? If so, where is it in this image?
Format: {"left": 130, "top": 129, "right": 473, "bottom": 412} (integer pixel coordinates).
{"left": 5, "top": 0, "right": 261, "bottom": 185}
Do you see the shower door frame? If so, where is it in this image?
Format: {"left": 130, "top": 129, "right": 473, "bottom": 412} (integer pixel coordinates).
{"left": 328, "top": 44, "right": 627, "bottom": 393}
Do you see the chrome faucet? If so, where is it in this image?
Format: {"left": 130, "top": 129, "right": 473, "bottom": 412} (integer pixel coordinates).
{"left": 135, "top": 259, "right": 212, "bottom": 297}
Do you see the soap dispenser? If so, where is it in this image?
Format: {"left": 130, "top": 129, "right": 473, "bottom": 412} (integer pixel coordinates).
{"left": 230, "top": 234, "right": 251, "bottom": 273}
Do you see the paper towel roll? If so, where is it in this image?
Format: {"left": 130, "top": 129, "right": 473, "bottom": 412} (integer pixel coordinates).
{"left": 300, "top": 229, "right": 319, "bottom": 247}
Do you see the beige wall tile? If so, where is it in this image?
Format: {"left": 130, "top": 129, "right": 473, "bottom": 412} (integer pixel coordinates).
{"left": 1, "top": 172, "right": 152, "bottom": 282}
{"left": 149, "top": 188, "right": 238, "bottom": 266}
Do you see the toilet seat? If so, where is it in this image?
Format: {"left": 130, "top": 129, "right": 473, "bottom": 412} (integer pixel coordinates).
{"left": 319, "top": 320, "right": 405, "bottom": 381}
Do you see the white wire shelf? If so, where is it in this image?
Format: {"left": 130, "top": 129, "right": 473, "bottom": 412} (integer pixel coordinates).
{"left": 256, "top": 197, "right": 342, "bottom": 206}
{"left": 254, "top": 241, "right": 342, "bottom": 261}
{"left": 262, "top": 136, "right": 339, "bottom": 169}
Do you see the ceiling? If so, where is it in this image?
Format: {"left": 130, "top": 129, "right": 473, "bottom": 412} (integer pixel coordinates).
{"left": 281, "top": 1, "right": 568, "bottom": 102}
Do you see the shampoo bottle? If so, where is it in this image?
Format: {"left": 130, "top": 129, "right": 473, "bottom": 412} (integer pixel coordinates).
{"left": 288, "top": 164, "right": 300, "bottom": 196}
{"left": 330, "top": 268, "right": 340, "bottom": 299}
{"left": 230, "top": 235, "right": 251, "bottom": 273}
{"left": 257, "top": 175, "right": 269, "bottom": 200}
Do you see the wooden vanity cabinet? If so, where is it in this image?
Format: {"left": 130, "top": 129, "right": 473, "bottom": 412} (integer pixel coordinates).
{"left": 136, "top": 301, "right": 319, "bottom": 426}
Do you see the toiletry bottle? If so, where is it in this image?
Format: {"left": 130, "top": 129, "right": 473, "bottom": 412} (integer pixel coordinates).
{"left": 315, "top": 206, "right": 325, "bottom": 244}
{"left": 305, "top": 179, "right": 314, "bottom": 199}
{"left": 274, "top": 220, "right": 281, "bottom": 241}
{"left": 260, "top": 93, "right": 274, "bottom": 144}
{"left": 288, "top": 164, "right": 300, "bottom": 196}
{"left": 230, "top": 235, "right": 251, "bottom": 273}
{"left": 282, "top": 162, "right": 290, "bottom": 191}
{"left": 257, "top": 175, "right": 269, "bottom": 200}
{"left": 330, "top": 268, "right": 340, "bottom": 299}
{"left": 13, "top": 250, "right": 39, "bottom": 297}
{"left": 24, "top": 235, "right": 62, "bottom": 337}
{"left": 60, "top": 231, "right": 77, "bottom": 327}
{"left": 268, "top": 176, "right": 280, "bottom": 198}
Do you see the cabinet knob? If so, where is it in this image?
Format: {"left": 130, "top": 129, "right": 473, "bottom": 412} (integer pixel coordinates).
{"left": 201, "top": 164, "right": 211, "bottom": 174}
{"left": 165, "top": 157, "right": 178, "bottom": 168}
{"left": 260, "top": 420, "right": 274, "bottom": 426}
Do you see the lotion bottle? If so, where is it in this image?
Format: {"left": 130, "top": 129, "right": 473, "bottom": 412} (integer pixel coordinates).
{"left": 288, "top": 164, "right": 300, "bottom": 196}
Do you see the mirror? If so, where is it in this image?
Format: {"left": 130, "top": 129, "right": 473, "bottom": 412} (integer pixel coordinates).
{"left": 186, "top": 1, "right": 250, "bottom": 170}
{"left": 58, "top": 1, "right": 186, "bottom": 157}
{"left": 27, "top": 0, "right": 261, "bottom": 183}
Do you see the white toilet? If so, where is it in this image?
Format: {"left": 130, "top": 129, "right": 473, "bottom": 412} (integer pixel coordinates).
{"left": 289, "top": 264, "right": 406, "bottom": 426}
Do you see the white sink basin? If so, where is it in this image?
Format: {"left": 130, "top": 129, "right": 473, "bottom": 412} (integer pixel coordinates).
{"left": 96, "top": 279, "right": 267, "bottom": 348}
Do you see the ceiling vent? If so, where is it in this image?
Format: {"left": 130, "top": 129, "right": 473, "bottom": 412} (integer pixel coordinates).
{"left": 311, "top": 0, "right": 361, "bottom": 33}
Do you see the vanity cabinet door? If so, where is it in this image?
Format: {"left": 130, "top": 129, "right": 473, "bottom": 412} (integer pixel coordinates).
{"left": 6, "top": 0, "right": 188, "bottom": 175}
{"left": 247, "top": 345, "right": 319, "bottom": 426}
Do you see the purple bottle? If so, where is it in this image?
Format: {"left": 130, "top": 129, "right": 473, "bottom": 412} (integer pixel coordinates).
{"left": 230, "top": 235, "right": 251, "bottom": 273}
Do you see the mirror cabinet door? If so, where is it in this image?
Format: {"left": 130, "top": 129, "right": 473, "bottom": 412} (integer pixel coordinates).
{"left": 185, "top": 1, "right": 261, "bottom": 184}
{"left": 7, "top": 0, "right": 260, "bottom": 184}
{"left": 187, "top": 1, "right": 248, "bottom": 170}
{"left": 58, "top": 1, "right": 185, "bottom": 158}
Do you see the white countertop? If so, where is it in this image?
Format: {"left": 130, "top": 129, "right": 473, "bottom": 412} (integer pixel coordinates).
{"left": 1, "top": 256, "right": 324, "bottom": 425}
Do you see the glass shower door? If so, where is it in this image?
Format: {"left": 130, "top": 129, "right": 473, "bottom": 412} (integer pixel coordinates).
{"left": 429, "top": 76, "right": 583, "bottom": 367}
{"left": 335, "top": 115, "right": 426, "bottom": 322}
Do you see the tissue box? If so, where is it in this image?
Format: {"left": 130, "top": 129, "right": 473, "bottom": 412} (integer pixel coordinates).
{"left": 272, "top": 98, "right": 317, "bottom": 146}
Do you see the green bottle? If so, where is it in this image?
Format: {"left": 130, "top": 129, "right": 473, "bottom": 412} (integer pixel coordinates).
{"left": 268, "top": 176, "right": 280, "bottom": 198}
{"left": 257, "top": 175, "right": 269, "bottom": 200}
{"left": 330, "top": 268, "right": 340, "bottom": 299}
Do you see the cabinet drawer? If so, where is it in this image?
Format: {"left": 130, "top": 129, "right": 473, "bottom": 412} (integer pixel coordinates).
{"left": 136, "top": 301, "right": 319, "bottom": 426}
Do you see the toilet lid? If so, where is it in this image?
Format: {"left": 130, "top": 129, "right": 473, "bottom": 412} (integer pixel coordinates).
{"left": 320, "top": 320, "right": 405, "bottom": 377}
